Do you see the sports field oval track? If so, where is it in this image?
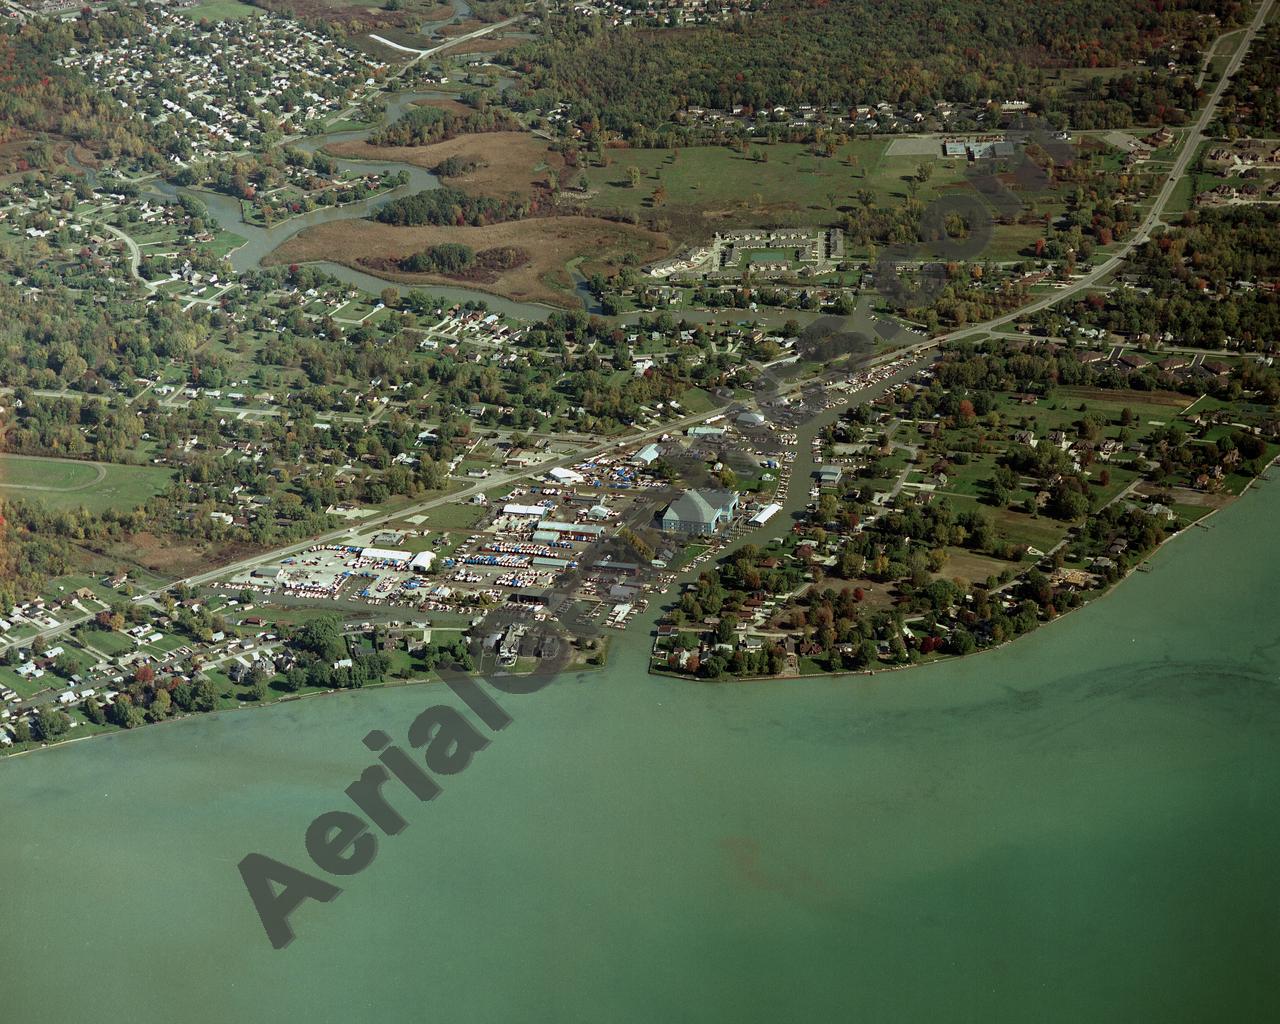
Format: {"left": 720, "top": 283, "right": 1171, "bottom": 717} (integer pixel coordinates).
{"left": 0, "top": 454, "right": 174, "bottom": 514}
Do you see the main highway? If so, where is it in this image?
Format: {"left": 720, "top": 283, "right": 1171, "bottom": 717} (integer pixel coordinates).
{"left": 6, "top": 0, "right": 1273, "bottom": 652}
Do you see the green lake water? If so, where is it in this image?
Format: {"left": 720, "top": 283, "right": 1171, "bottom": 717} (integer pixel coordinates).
{"left": 3, "top": 479, "right": 1279, "bottom": 1022}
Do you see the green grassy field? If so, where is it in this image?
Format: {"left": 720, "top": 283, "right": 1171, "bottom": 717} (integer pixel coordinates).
{"left": 0, "top": 665, "right": 50, "bottom": 700}
{"left": 1208, "top": 28, "right": 1246, "bottom": 79}
{"left": 0, "top": 455, "right": 174, "bottom": 514}
{"left": 1166, "top": 140, "right": 1215, "bottom": 215}
{"left": 588, "top": 140, "right": 930, "bottom": 218}
{"left": 80, "top": 629, "right": 137, "bottom": 658}
{"left": 182, "top": 0, "right": 260, "bottom": 20}
{"left": 416, "top": 502, "right": 488, "bottom": 530}
{"left": 42, "top": 575, "right": 115, "bottom": 604}
{"left": 585, "top": 139, "right": 1062, "bottom": 258}
{"left": 676, "top": 387, "right": 718, "bottom": 414}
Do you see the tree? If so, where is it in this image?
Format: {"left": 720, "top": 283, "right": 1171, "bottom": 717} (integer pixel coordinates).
{"left": 279, "top": 666, "right": 306, "bottom": 693}
{"left": 715, "top": 614, "right": 739, "bottom": 645}
{"left": 108, "top": 695, "right": 145, "bottom": 729}
{"left": 175, "top": 676, "right": 218, "bottom": 713}
{"left": 147, "top": 688, "right": 172, "bottom": 722}
{"left": 627, "top": 165, "right": 641, "bottom": 188}
{"left": 948, "top": 628, "right": 977, "bottom": 655}
{"left": 190, "top": 677, "right": 219, "bottom": 712}
{"left": 34, "top": 706, "right": 70, "bottom": 741}
{"left": 1048, "top": 483, "right": 1089, "bottom": 521}
{"left": 295, "top": 616, "right": 345, "bottom": 661}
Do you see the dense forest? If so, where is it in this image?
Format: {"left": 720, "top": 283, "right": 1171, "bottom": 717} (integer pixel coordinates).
{"left": 401, "top": 241, "right": 477, "bottom": 273}
{"left": 0, "top": 13, "right": 162, "bottom": 165}
{"left": 509, "top": 0, "right": 1244, "bottom": 137}
{"left": 1215, "top": 21, "right": 1280, "bottom": 135}
{"left": 369, "top": 104, "right": 522, "bottom": 147}
{"left": 398, "top": 242, "right": 528, "bottom": 274}
{"left": 374, "top": 186, "right": 529, "bottom": 225}
{"left": 1060, "top": 68, "right": 1205, "bottom": 128}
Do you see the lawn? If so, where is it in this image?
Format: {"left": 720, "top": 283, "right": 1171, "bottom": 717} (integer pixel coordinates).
{"left": 141, "top": 632, "right": 190, "bottom": 655}
{"left": 936, "top": 547, "right": 1016, "bottom": 587}
{"left": 990, "top": 506, "right": 1070, "bottom": 553}
{"left": 940, "top": 491, "right": 1069, "bottom": 554}
{"left": 50, "top": 642, "right": 99, "bottom": 675}
{"left": 79, "top": 629, "right": 137, "bottom": 658}
{"left": 206, "top": 230, "right": 247, "bottom": 258}
{"left": 0, "top": 454, "right": 174, "bottom": 514}
{"left": 582, "top": 140, "right": 1063, "bottom": 257}
{"left": 1207, "top": 29, "right": 1246, "bottom": 79}
{"left": 0, "top": 665, "right": 52, "bottom": 700}
{"left": 417, "top": 502, "right": 488, "bottom": 530}
{"left": 323, "top": 117, "right": 375, "bottom": 133}
{"left": 182, "top": 0, "right": 261, "bottom": 19}
{"left": 585, "top": 141, "right": 897, "bottom": 219}
{"left": 934, "top": 454, "right": 1000, "bottom": 498}
{"left": 990, "top": 387, "right": 1189, "bottom": 438}
{"left": 1166, "top": 140, "right": 1215, "bottom": 215}
{"left": 672, "top": 543, "right": 711, "bottom": 568}
{"left": 676, "top": 387, "right": 718, "bottom": 415}
{"left": 42, "top": 575, "right": 115, "bottom": 604}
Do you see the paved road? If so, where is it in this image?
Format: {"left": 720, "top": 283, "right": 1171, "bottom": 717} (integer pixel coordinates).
{"left": 2, "top": 329, "right": 925, "bottom": 655}
{"left": 100, "top": 222, "right": 160, "bottom": 292}
{"left": 875, "top": 0, "right": 1273, "bottom": 359}
{"left": 368, "top": 17, "right": 518, "bottom": 61}
{"left": 7, "top": 5, "right": 1270, "bottom": 653}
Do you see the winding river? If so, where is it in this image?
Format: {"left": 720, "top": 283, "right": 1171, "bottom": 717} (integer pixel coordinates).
{"left": 105, "top": 86, "right": 561, "bottom": 320}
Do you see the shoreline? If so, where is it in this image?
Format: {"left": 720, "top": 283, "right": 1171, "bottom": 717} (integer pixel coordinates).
{"left": 647, "top": 454, "right": 1279, "bottom": 685}
{"left": 0, "top": 679, "right": 431, "bottom": 763}
{"left": 0, "top": 657, "right": 604, "bottom": 764}
{"left": 4, "top": 454, "right": 1274, "bottom": 763}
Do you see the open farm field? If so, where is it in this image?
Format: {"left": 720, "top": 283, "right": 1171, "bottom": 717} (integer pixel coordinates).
{"left": 327, "top": 131, "right": 558, "bottom": 202}
{"left": 268, "top": 215, "right": 669, "bottom": 307}
{"left": 443, "top": 35, "right": 520, "bottom": 55}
